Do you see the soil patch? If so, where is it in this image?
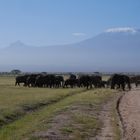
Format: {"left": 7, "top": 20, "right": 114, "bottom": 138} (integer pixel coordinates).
{"left": 34, "top": 103, "right": 101, "bottom": 140}
{"left": 33, "top": 93, "right": 122, "bottom": 140}
{"left": 119, "top": 87, "right": 140, "bottom": 140}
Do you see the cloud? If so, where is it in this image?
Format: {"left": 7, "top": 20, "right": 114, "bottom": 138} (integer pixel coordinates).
{"left": 72, "top": 32, "right": 87, "bottom": 37}
{"left": 105, "top": 27, "right": 137, "bottom": 33}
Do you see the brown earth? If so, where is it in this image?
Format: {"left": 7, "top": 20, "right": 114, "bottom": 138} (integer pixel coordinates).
{"left": 34, "top": 103, "right": 101, "bottom": 140}
{"left": 119, "top": 87, "right": 140, "bottom": 140}
{"left": 30, "top": 87, "right": 140, "bottom": 140}
{"left": 33, "top": 93, "right": 122, "bottom": 140}
{"left": 95, "top": 96, "right": 118, "bottom": 140}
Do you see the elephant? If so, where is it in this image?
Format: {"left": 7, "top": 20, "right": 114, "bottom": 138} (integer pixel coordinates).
{"left": 15, "top": 75, "right": 30, "bottom": 86}
{"left": 130, "top": 76, "right": 140, "bottom": 87}
{"left": 111, "top": 74, "right": 131, "bottom": 91}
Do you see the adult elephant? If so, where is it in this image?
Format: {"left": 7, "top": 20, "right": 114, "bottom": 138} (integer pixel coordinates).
{"left": 35, "top": 75, "right": 45, "bottom": 87}
{"left": 90, "top": 75, "right": 102, "bottom": 88}
{"left": 63, "top": 74, "right": 77, "bottom": 88}
{"left": 43, "top": 74, "right": 56, "bottom": 88}
{"left": 55, "top": 76, "right": 64, "bottom": 88}
{"left": 63, "top": 78, "right": 78, "bottom": 88}
{"left": 26, "top": 74, "right": 40, "bottom": 87}
{"left": 15, "top": 75, "right": 29, "bottom": 86}
{"left": 111, "top": 74, "right": 131, "bottom": 91}
{"left": 78, "top": 75, "right": 92, "bottom": 89}
{"left": 69, "top": 74, "right": 76, "bottom": 79}
{"left": 130, "top": 76, "right": 140, "bottom": 87}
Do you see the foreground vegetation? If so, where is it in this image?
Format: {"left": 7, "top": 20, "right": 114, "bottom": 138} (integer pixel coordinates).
{"left": 0, "top": 77, "right": 85, "bottom": 126}
{"left": 0, "top": 76, "right": 121, "bottom": 140}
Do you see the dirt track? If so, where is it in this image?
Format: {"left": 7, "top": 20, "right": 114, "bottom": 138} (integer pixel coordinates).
{"left": 119, "top": 87, "right": 140, "bottom": 140}
{"left": 95, "top": 97, "right": 117, "bottom": 140}
{"left": 31, "top": 88, "right": 140, "bottom": 140}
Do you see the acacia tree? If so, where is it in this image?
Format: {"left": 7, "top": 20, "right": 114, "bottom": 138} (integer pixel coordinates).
{"left": 11, "top": 69, "right": 21, "bottom": 74}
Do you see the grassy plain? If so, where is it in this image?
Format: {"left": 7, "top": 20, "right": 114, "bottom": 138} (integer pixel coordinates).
{"left": 0, "top": 76, "right": 119, "bottom": 140}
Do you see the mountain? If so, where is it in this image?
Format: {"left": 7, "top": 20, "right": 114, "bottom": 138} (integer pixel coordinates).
{"left": 0, "top": 27, "right": 140, "bottom": 72}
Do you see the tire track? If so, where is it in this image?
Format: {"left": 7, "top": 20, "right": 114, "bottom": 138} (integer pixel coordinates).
{"left": 116, "top": 92, "right": 125, "bottom": 138}
{"left": 95, "top": 93, "right": 123, "bottom": 140}
{"left": 119, "top": 88, "right": 140, "bottom": 140}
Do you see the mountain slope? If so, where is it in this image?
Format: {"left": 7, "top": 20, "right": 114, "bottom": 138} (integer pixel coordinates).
{"left": 0, "top": 27, "right": 140, "bottom": 72}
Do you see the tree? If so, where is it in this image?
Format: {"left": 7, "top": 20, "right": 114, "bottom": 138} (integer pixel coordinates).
{"left": 11, "top": 69, "right": 21, "bottom": 74}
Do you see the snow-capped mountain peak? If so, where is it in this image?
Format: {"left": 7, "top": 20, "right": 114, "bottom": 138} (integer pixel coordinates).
{"left": 105, "top": 27, "right": 138, "bottom": 34}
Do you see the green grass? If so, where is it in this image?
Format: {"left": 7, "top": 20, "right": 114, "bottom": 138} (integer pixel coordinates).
{"left": 0, "top": 76, "right": 85, "bottom": 126}
{"left": 0, "top": 76, "right": 119, "bottom": 140}
{"left": 0, "top": 88, "right": 115, "bottom": 140}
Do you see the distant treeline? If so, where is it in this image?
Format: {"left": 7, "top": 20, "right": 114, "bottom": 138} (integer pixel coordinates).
{"left": 0, "top": 70, "right": 139, "bottom": 77}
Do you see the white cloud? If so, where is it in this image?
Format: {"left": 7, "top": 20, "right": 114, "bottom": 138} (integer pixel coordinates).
{"left": 72, "top": 32, "right": 87, "bottom": 37}
{"left": 105, "top": 27, "right": 137, "bottom": 33}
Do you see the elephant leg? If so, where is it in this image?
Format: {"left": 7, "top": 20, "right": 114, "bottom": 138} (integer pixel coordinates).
{"left": 122, "top": 83, "right": 125, "bottom": 91}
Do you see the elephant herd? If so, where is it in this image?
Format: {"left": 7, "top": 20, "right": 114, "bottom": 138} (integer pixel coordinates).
{"left": 15, "top": 73, "right": 140, "bottom": 91}
{"left": 15, "top": 74, "right": 64, "bottom": 88}
{"left": 15, "top": 74, "right": 104, "bottom": 89}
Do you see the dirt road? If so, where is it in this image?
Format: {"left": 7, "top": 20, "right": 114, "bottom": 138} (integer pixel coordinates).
{"left": 119, "top": 87, "right": 140, "bottom": 140}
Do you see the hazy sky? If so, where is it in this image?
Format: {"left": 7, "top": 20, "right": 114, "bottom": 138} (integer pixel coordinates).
{"left": 0, "top": 0, "right": 140, "bottom": 47}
